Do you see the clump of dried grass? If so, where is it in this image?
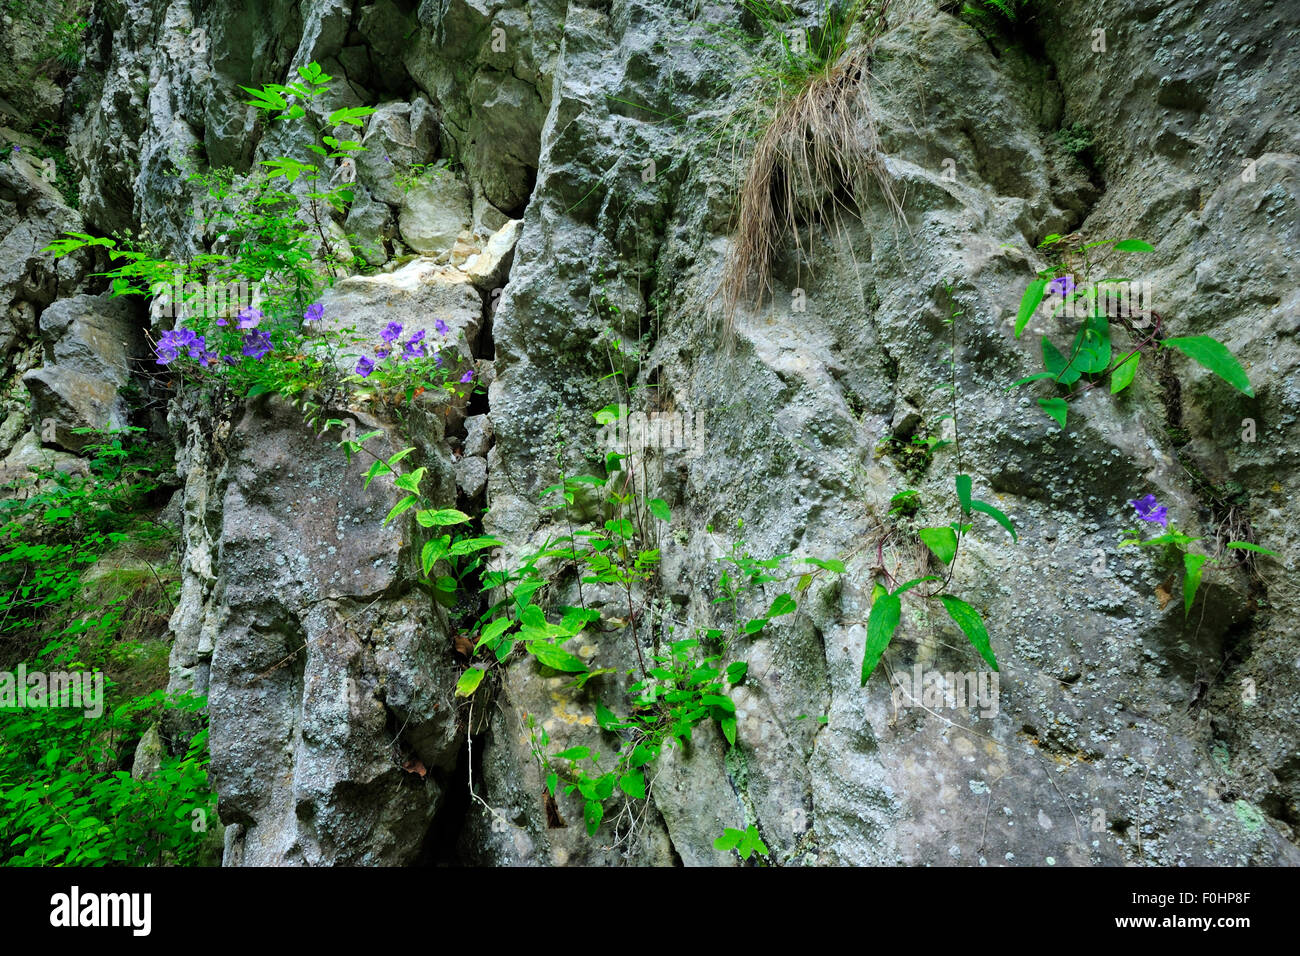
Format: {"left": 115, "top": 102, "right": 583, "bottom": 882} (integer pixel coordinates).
{"left": 719, "top": 2, "right": 902, "bottom": 339}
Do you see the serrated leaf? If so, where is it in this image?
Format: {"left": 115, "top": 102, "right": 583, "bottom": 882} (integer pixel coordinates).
{"left": 719, "top": 715, "right": 737, "bottom": 746}
{"left": 1163, "top": 335, "right": 1254, "bottom": 397}
{"left": 726, "top": 661, "right": 749, "bottom": 684}
{"left": 619, "top": 770, "right": 646, "bottom": 799}
{"left": 415, "top": 508, "right": 471, "bottom": 527}
{"left": 744, "top": 617, "right": 767, "bottom": 634}
{"left": 420, "top": 538, "right": 449, "bottom": 576}
{"left": 768, "top": 593, "right": 796, "bottom": 617}
{"left": 1113, "top": 238, "right": 1155, "bottom": 253}
{"left": 861, "top": 592, "right": 901, "bottom": 685}
{"left": 919, "top": 526, "right": 958, "bottom": 564}
{"left": 584, "top": 799, "right": 603, "bottom": 836}
{"left": 647, "top": 498, "right": 671, "bottom": 522}
{"left": 555, "top": 746, "right": 590, "bottom": 761}
{"left": 448, "top": 535, "right": 502, "bottom": 556}
{"left": 1015, "top": 278, "right": 1048, "bottom": 338}
{"left": 595, "top": 702, "right": 619, "bottom": 730}
{"left": 938, "top": 594, "right": 997, "bottom": 671}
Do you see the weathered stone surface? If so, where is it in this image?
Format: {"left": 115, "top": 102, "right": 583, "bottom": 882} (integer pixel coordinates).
{"left": 398, "top": 172, "right": 473, "bottom": 255}
{"left": 207, "top": 396, "right": 460, "bottom": 866}
{"left": 453, "top": 454, "right": 487, "bottom": 498}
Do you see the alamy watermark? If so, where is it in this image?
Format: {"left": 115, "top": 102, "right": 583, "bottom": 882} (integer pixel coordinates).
{"left": 891, "top": 664, "right": 999, "bottom": 719}
{"left": 0, "top": 664, "right": 104, "bottom": 718}
{"left": 595, "top": 404, "right": 706, "bottom": 458}
{"left": 148, "top": 273, "right": 264, "bottom": 322}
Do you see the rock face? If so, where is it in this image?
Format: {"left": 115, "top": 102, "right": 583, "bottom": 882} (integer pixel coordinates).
{"left": 22, "top": 294, "right": 143, "bottom": 452}
{"left": 4, "top": 0, "right": 1299, "bottom": 867}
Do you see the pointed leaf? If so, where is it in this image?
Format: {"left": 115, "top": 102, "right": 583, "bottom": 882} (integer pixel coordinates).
{"left": 1183, "top": 552, "right": 1209, "bottom": 618}
{"left": 1163, "top": 335, "right": 1254, "bottom": 397}
{"left": 455, "top": 667, "right": 486, "bottom": 697}
{"left": 1015, "top": 279, "right": 1048, "bottom": 338}
{"left": 1038, "top": 397, "right": 1068, "bottom": 428}
{"left": 938, "top": 595, "right": 997, "bottom": 671}
{"left": 861, "top": 592, "right": 901, "bottom": 685}
{"left": 956, "top": 474, "right": 973, "bottom": 514}
{"left": 970, "top": 500, "right": 1017, "bottom": 541}
{"left": 919, "top": 526, "right": 958, "bottom": 564}
{"left": 1110, "top": 351, "right": 1140, "bottom": 393}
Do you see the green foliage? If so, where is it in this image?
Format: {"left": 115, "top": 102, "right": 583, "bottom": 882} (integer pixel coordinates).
{"left": 714, "top": 823, "right": 770, "bottom": 861}
{"left": 1009, "top": 236, "right": 1254, "bottom": 430}
{"left": 0, "top": 430, "right": 215, "bottom": 866}
{"left": 0, "top": 663, "right": 215, "bottom": 866}
{"left": 1055, "top": 122, "right": 1095, "bottom": 157}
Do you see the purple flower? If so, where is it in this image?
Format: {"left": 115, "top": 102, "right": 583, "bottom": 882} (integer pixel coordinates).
{"left": 381, "top": 321, "right": 404, "bottom": 344}
{"left": 434, "top": 353, "right": 443, "bottom": 367}
{"left": 304, "top": 303, "right": 324, "bottom": 322}
{"left": 155, "top": 327, "right": 197, "bottom": 365}
{"left": 376, "top": 347, "right": 390, "bottom": 360}
{"left": 355, "top": 355, "right": 375, "bottom": 378}
{"left": 459, "top": 370, "right": 474, "bottom": 383}
{"left": 216, "top": 316, "right": 228, "bottom": 326}
{"left": 435, "top": 319, "right": 449, "bottom": 336}
{"left": 237, "top": 306, "right": 263, "bottom": 330}
{"left": 241, "top": 329, "right": 273, "bottom": 361}
{"left": 403, "top": 329, "right": 426, "bottom": 360}
{"left": 185, "top": 334, "right": 208, "bottom": 359}
{"left": 1129, "top": 494, "right": 1169, "bottom": 529}
{"left": 1048, "top": 275, "right": 1076, "bottom": 298}
{"left": 222, "top": 355, "right": 237, "bottom": 366}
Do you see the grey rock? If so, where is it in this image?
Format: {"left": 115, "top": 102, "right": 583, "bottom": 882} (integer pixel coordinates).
{"left": 462, "top": 414, "right": 493, "bottom": 457}
{"left": 399, "top": 172, "right": 473, "bottom": 255}
{"left": 453, "top": 454, "right": 487, "bottom": 499}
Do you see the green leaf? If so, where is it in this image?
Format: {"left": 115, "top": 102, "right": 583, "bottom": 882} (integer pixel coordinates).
{"left": 703, "top": 694, "right": 735, "bottom": 713}
{"left": 647, "top": 498, "right": 671, "bottom": 522}
{"left": 474, "top": 616, "right": 514, "bottom": 651}
{"left": 619, "top": 770, "right": 646, "bottom": 799}
{"left": 801, "top": 557, "right": 847, "bottom": 573}
{"left": 384, "top": 494, "right": 418, "bottom": 525}
{"left": 719, "top": 715, "right": 737, "bottom": 746}
{"left": 420, "top": 537, "right": 450, "bottom": 576}
{"left": 1015, "top": 279, "right": 1048, "bottom": 338}
{"left": 448, "top": 535, "right": 502, "bottom": 556}
{"left": 1113, "top": 238, "right": 1155, "bottom": 253}
{"left": 726, "top": 661, "right": 749, "bottom": 684}
{"left": 529, "top": 642, "right": 588, "bottom": 673}
{"left": 1226, "top": 541, "right": 1279, "bottom": 557}
{"left": 584, "top": 799, "right": 603, "bottom": 836}
{"left": 595, "top": 702, "right": 619, "bottom": 730}
{"left": 1007, "top": 372, "right": 1059, "bottom": 390}
{"left": 1043, "top": 337, "right": 1082, "bottom": 386}
{"left": 938, "top": 595, "right": 997, "bottom": 671}
{"left": 415, "top": 508, "right": 471, "bottom": 527}
{"left": 714, "top": 828, "right": 742, "bottom": 852}
{"left": 1183, "top": 552, "right": 1209, "bottom": 618}
{"left": 893, "top": 576, "right": 940, "bottom": 596}
{"left": 555, "top": 746, "right": 590, "bottom": 761}
{"left": 861, "top": 592, "right": 902, "bottom": 685}
{"left": 1038, "top": 397, "right": 1068, "bottom": 428}
{"left": 327, "top": 105, "right": 375, "bottom": 127}
{"left": 593, "top": 404, "right": 623, "bottom": 425}
{"left": 1069, "top": 313, "right": 1111, "bottom": 375}
{"left": 970, "top": 500, "right": 1017, "bottom": 541}
{"left": 956, "top": 474, "right": 972, "bottom": 514}
{"left": 919, "top": 526, "right": 958, "bottom": 564}
{"left": 455, "top": 667, "right": 486, "bottom": 697}
{"left": 1110, "top": 351, "right": 1140, "bottom": 393}
{"left": 744, "top": 617, "right": 768, "bottom": 634}
{"left": 1162, "top": 335, "right": 1254, "bottom": 397}
{"left": 768, "top": 593, "right": 797, "bottom": 617}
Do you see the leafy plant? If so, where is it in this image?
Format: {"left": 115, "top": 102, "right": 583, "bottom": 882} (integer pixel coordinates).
{"left": 1009, "top": 235, "right": 1254, "bottom": 429}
